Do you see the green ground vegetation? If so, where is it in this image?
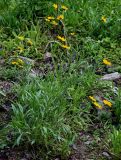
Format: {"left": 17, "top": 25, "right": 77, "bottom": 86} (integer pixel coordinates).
{"left": 0, "top": 0, "right": 121, "bottom": 159}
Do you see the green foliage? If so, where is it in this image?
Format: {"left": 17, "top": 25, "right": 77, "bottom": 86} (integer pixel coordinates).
{"left": 110, "top": 128, "right": 121, "bottom": 157}
{"left": 113, "top": 89, "right": 121, "bottom": 123}
{"left": 7, "top": 68, "right": 95, "bottom": 157}
{"left": 0, "top": 0, "right": 121, "bottom": 159}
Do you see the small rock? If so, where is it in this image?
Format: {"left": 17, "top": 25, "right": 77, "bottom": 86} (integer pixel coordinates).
{"left": 102, "top": 152, "right": 111, "bottom": 159}
{"left": 44, "top": 52, "right": 52, "bottom": 62}
{"left": 84, "top": 141, "right": 92, "bottom": 145}
{"left": 29, "top": 69, "right": 38, "bottom": 78}
{"left": 72, "top": 144, "right": 78, "bottom": 150}
{"left": 100, "top": 72, "right": 121, "bottom": 81}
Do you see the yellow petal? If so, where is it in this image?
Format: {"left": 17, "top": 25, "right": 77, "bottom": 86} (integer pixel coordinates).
{"left": 61, "top": 5, "right": 68, "bottom": 10}
{"left": 47, "top": 16, "right": 55, "bottom": 20}
{"left": 57, "top": 35, "right": 66, "bottom": 42}
{"left": 89, "top": 96, "right": 96, "bottom": 102}
{"left": 53, "top": 4, "right": 58, "bottom": 10}
{"left": 93, "top": 102, "right": 103, "bottom": 110}
{"left": 51, "top": 20, "right": 58, "bottom": 26}
{"left": 70, "top": 32, "right": 75, "bottom": 36}
{"left": 61, "top": 44, "right": 70, "bottom": 50}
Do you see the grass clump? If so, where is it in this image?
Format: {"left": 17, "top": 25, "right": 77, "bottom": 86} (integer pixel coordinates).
{"left": 7, "top": 70, "right": 94, "bottom": 157}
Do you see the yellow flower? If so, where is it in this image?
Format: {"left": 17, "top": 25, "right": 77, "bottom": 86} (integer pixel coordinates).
{"left": 17, "top": 36, "right": 24, "bottom": 41}
{"left": 45, "top": 18, "right": 50, "bottom": 22}
{"left": 103, "top": 99, "right": 112, "bottom": 107}
{"left": 103, "top": 59, "right": 112, "bottom": 66}
{"left": 17, "top": 58, "right": 24, "bottom": 65}
{"left": 89, "top": 96, "right": 96, "bottom": 102}
{"left": 61, "top": 44, "right": 70, "bottom": 50}
{"left": 70, "top": 32, "right": 75, "bottom": 36}
{"left": 61, "top": 5, "right": 68, "bottom": 11}
{"left": 11, "top": 58, "right": 24, "bottom": 66}
{"left": 93, "top": 102, "right": 103, "bottom": 110}
{"left": 53, "top": 4, "right": 58, "bottom": 10}
{"left": 57, "top": 35, "right": 66, "bottom": 42}
{"left": 11, "top": 61, "right": 18, "bottom": 65}
{"left": 57, "top": 15, "right": 64, "bottom": 20}
{"left": 51, "top": 20, "right": 58, "bottom": 26}
{"left": 101, "top": 16, "right": 107, "bottom": 23}
{"left": 46, "top": 16, "right": 55, "bottom": 21}
{"left": 18, "top": 46, "right": 24, "bottom": 53}
{"left": 27, "top": 39, "right": 33, "bottom": 45}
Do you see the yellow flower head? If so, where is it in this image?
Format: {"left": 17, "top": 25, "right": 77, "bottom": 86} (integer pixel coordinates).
{"left": 11, "top": 61, "right": 18, "bottom": 65}
{"left": 70, "top": 32, "right": 75, "bottom": 36}
{"left": 93, "top": 102, "right": 103, "bottom": 110}
{"left": 61, "top": 5, "right": 68, "bottom": 11}
{"left": 53, "top": 4, "right": 58, "bottom": 10}
{"left": 103, "top": 99, "right": 112, "bottom": 107}
{"left": 45, "top": 18, "right": 50, "bottom": 22}
{"left": 61, "top": 44, "right": 70, "bottom": 50}
{"left": 27, "top": 39, "right": 33, "bottom": 45}
{"left": 103, "top": 59, "right": 112, "bottom": 66}
{"left": 101, "top": 16, "right": 107, "bottom": 23}
{"left": 46, "top": 16, "right": 55, "bottom": 21}
{"left": 89, "top": 96, "right": 96, "bottom": 102}
{"left": 57, "top": 15, "right": 64, "bottom": 20}
{"left": 18, "top": 46, "right": 24, "bottom": 53}
{"left": 57, "top": 35, "right": 66, "bottom": 42}
{"left": 51, "top": 20, "right": 58, "bottom": 26}
{"left": 18, "top": 36, "right": 24, "bottom": 41}
{"left": 11, "top": 58, "right": 24, "bottom": 66}
{"left": 17, "top": 58, "right": 24, "bottom": 65}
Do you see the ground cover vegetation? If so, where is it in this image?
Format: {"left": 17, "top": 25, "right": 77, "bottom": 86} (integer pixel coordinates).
{"left": 0, "top": 0, "right": 121, "bottom": 159}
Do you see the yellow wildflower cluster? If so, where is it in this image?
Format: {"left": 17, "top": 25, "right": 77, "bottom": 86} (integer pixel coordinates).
{"left": 45, "top": 3, "right": 70, "bottom": 50}
{"left": 89, "top": 95, "right": 112, "bottom": 110}
{"left": 11, "top": 58, "right": 24, "bottom": 67}
{"left": 46, "top": 3, "right": 68, "bottom": 26}
{"left": 45, "top": 16, "right": 58, "bottom": 26}
{"left": 56, "top": 35, "right": 70, "bottom": 49}
{"left": 89, "top": 96, "right": 102, "bottom": 110}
